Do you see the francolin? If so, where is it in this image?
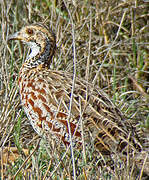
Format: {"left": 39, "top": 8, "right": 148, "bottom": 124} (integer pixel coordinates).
{"left": 8, "top": 23, "right": 149, "bottom": 176}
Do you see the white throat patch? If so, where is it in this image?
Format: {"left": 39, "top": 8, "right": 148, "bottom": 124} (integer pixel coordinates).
{"left": 26, "top": 41, "right": 40, "bottom": 60}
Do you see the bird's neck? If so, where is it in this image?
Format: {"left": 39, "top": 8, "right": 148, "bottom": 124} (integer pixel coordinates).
{"left": 24, "top": 38, "right": 53, "bottom": 69}
{"left": 18, "top": 63, "right": 46, "bottom": 86}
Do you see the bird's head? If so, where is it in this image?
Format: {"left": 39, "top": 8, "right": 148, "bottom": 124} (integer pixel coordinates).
{"left": 8, "top": 23, "right": 56, "bottom": 68}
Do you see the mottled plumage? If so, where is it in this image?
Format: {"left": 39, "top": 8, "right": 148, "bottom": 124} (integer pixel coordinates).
{"left": 8, "top": 23, "right": 149, "bottom": 175}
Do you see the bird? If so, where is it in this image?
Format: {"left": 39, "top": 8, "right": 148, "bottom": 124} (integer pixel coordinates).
{"left": 8, "top": 23, "right": 148, "bottom": 175}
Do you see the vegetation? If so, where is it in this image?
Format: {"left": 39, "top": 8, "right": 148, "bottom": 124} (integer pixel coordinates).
{"left": 0, "top": 0, "right": 148, "bottom": 179}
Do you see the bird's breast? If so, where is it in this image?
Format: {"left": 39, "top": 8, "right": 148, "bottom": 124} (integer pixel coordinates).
{"left": 18, "top": 69, "right": 82, "bottom": 147}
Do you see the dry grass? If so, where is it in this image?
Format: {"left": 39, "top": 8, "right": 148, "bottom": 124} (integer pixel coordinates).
{"left": 0, "top": 0, "right": 149, "bottom": 179}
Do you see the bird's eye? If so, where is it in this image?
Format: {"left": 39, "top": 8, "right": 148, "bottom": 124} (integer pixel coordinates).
{"left": 26, "top": 28, "right": 34, "bottom": 35}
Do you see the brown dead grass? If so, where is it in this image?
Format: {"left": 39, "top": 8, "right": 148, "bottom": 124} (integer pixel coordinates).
{"left": 0, "top": 0, "right": 149, "bottom": 179}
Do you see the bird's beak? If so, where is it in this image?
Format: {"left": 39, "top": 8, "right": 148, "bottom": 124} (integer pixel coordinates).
{"left": 8, "top": 32, "right": 22, "bottom": 41}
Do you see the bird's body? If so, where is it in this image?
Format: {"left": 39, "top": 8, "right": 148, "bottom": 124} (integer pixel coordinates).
{"left": 8, "top": 23, "right": 147, "bottom": 173}
{"left": 19, "top": 64, "right": 140, "bottom": 155}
